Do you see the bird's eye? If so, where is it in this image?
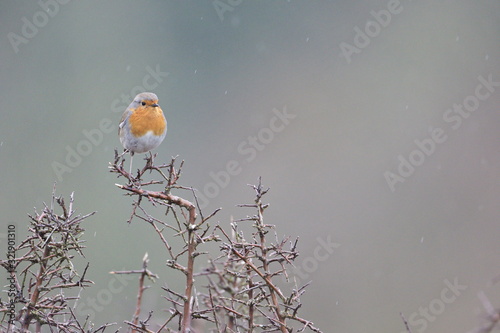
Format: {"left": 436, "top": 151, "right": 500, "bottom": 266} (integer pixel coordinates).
{"left": 141, "top": 102, "right": 146, "bottom": 106}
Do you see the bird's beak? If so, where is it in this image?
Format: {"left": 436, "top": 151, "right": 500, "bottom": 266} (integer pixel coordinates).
{"left": 151, "top": 103, "right": 159, "bottom": 107}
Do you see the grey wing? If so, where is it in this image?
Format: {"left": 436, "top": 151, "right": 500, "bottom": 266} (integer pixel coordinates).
{"left": 118, "top": 110, "right": 131, "bottom": 136}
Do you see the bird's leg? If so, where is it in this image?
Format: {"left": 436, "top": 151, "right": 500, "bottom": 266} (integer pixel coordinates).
{"left": 129, "top": 153, "right": 134, "bottom": 177}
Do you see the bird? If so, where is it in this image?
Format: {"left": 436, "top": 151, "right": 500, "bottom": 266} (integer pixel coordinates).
{"left": 118, "top": 92, "right": 167, "bottom": 175}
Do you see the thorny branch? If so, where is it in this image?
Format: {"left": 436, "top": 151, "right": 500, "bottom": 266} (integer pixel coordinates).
{"left": 110, "top": 253, "right": 159, "bottom": 333}
{"left": 1, "top": 148, "right": 495, "bottom": 332}
{"left": 110, "top": 150, "right": 221, "bottom": 332}
{"left": 198, "top": 178, "right": 322, "bottom": 333}
{"left": 0, "top": 185, "right": 112, "bottom": 332}
{"left": 2, "top": 151, "right": 322, "bottom": 333}
{"left": 110, "top": 152, "right": 321, "bottom": 332}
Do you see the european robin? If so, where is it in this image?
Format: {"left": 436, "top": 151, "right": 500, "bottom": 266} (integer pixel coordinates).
{"left": 119, "top": 92, "right": 167, "bottom": 174}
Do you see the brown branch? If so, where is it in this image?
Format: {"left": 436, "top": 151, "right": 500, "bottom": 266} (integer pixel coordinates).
{"left": 253, "top": 180, "right": 288, "bottom": 333}
{"left": 3, "top": 188, "right": 98, "bottom": 332}
{"left": 134, "top": 254, "right": 151, "bottom": 331}
{"left": 22, "top": 216, "right": 52, "bottom": 330}
{"left": 246, "top": 247, "right": 255, "bottom": 333}
{"left": 110, "top": 155, "right": 320, "bottom": 332}
{"left": 115, "top": 166, "right": 199, "bottom": 333}
{"left": 181, "top": 227, "right": 196, "bottom": 332}
{"left": 109, "top": 254, "right": 159, "bottom": 333}
{"left": 115, "top": 185, "right": 197, "bottom": 225}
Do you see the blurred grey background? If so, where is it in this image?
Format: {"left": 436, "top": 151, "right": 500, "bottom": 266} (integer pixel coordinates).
{"left": 1, "top": 1, "right": 499, "bottom": 332}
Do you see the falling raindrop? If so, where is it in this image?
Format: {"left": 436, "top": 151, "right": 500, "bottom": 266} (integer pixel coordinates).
{"left": 420, "top": 237, "right": 424, "bottom": 243}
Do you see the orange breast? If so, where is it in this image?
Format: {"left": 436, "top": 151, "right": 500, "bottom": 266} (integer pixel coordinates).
{"left": 129, "top": 106, "right": 166, "bottom": 137}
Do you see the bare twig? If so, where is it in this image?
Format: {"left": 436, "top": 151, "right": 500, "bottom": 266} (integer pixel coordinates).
{"left": 109, "top": 154, "right": 320, "bottom": 332}
{"left": 0, "top": 188, "right": 102, "bottom": 332}
{"left": 110, "top": 153, "right": 221, "bottom": 333}
{"left": 400, "top": 312, "right": 413, "bottom": 333}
